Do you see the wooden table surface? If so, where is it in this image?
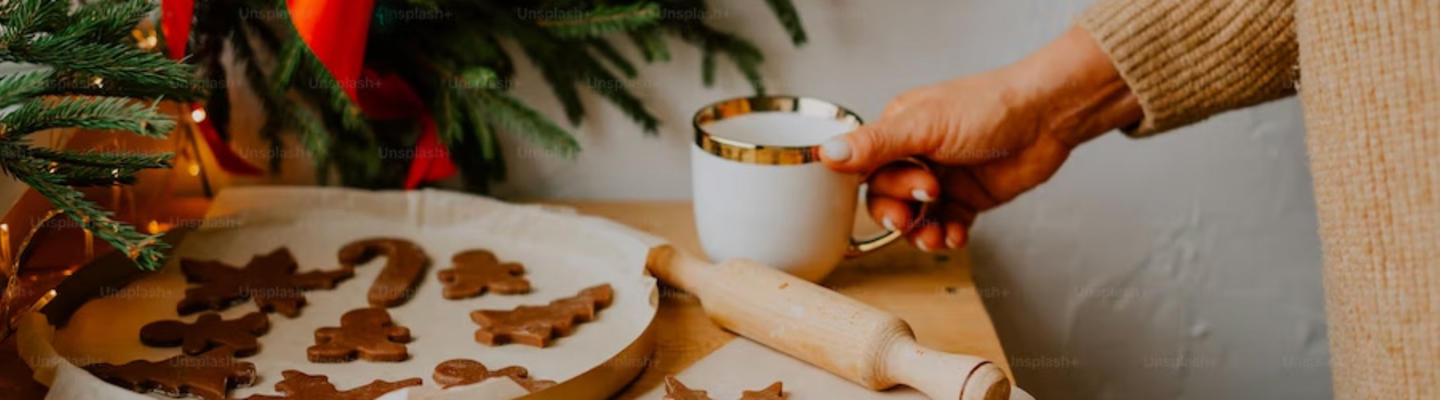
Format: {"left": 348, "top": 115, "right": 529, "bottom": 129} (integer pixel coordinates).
{"left": 0, "top": 200, "right": 1009, "bottom": 399}
{"left": 559, "top": 202, "right": 1011, "bottom": 398}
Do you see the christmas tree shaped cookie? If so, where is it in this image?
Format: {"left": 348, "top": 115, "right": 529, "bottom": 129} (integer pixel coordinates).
{"left": 470, "top": 284, "right": 613, "bottom": 347}
{"left": 84, "top": 347, "right": 257, "bottom": 400}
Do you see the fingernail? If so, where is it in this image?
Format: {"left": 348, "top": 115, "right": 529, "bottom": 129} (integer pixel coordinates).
{"left": 945, "top": 236, "right": 960, "bottom": 249}
{"left": 916, "top": 240, "right": 932, "bottom": 252}
{"left": 882, "top": 217, "right": 897, "bottom": 231}
{"left": 912, "top": 189, "right": 934, "bottom": 203}
{"left": 821, "top": 138, "right": 851, "bottom": 161}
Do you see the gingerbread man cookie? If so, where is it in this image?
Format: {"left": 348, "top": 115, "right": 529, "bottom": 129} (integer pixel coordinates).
{"left": 84, "top": 347, "right": 257, "bottom": 400}
{"left": 140, "top": 312, "right": 269, "bottom": 356}
{"left": 309, "top": 307, "right": 412, "bottom": 362}
{"left": 432, "top": 358, "right": 557, "bottom": 392}
{"left": 437, "top": 250, "right": 531, "bottom": 299}
{"left": 241, "top": 370, "right": 421, "bottom": 400}
{"left": 470, "top": 284, "right": 614, "bottom": 347}
{"left": 179, "top": 248, "right": 353, "bottom": 317}
{"left": 338, "top": 238, "right": 429, "bottom": 307}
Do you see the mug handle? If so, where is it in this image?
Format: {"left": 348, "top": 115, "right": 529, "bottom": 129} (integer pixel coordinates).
{"left": 846, "top": 157, "right": 932, "bottom": 256}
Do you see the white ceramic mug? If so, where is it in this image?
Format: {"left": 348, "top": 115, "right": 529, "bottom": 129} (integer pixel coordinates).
{"left": 690, "top": 96, "right": 915, "bottom": 282}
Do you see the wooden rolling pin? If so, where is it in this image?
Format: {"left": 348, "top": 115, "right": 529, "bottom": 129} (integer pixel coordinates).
{"left": 646, "top": 245, "right": 1011, "bottom": 400}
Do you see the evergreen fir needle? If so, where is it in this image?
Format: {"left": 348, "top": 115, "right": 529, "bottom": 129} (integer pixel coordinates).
{"left": 0, "top": 0, "right": 198, "bottom": 271}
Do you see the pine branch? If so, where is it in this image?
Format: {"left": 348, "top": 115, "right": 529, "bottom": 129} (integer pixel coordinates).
{"left": 701, "top": 46, "right": 716, "bottom": 86}
{"left": 288, "top": 105, "right": 331, "bottom": 181}
{"left": 627, "top": 27, "right": 669, "bottom": 62}
{"left": 538, "top": 3, "right": 661, "bottom": 39}
{"left": 577, "top": 57, "right": 658, "bottom": 133}
{"left": 725, "top": 50, "right": 766, "bottom": 96}
{"left": 1, "top": 96, "right": 173, "bottom": 138}
{"left": 0, "top": 0, "right": 66, "bottom": 43}
{"left": 2, "top": 39, "right": 197, "bottom": 94}
{"left": 763, "top": 0, "right": 807, "bottom": 45}
{"left": 0, "top": 69, "right": 52, "bottom": 109}
{"left": 169, "top": 0, "right": 806, "bottom": 191}
{"left": 435, "top": 86, "right": 462, "bottom": 144}
{"left": 468, "top": 107, "right": 497, "bottom": 161}
{"left": 471, "top": 89, "right": 579, "bottom": 157}
{"left": 45, "top": 163, "right": 144, "bottom": 186}
{"left": 43, "top": 69, "right": 202, "bottom": 101}
{"left": 24, "top": 147, "right": 172, "bottom": 170}
{"left": 295, "top": 47, "right": 369, "bottom": 135}
{"left": 519, "top": 45, "right": 586, "bottom": 125}
{"left": 587, "top": 38, "right": 637, "bottom": 77}
{"left": 0, "top": 0, "right": 196, "bottom": 271}
{"left": 271, "top": 39, "right": 303, "bottom": 95}
{"left": 263, "top": 3, "right": 375, "bottom": 151}
{"left": 233, "top": 22, "right": 293, "bottom": 171}
{"left": 457, "top": 67, "right": 501, "bottom": 90}
{"left": 0, "top": 156, "right": 167, "bottom": 270}
{"left": 673, "top": 25, "right": 767, "bottom": 94}
{"left": 444, "top": 86, "right": 502, "bottom": 188}
{"left": 62, "top": 0, "right": 153, "bottom": 43}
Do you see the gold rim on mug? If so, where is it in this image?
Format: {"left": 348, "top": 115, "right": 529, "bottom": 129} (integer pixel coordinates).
{"left": 692, "top": 95, "right": 863, "bottom": 165}
{"left": 692, "top": 95, "right": 926, "bottom": 255}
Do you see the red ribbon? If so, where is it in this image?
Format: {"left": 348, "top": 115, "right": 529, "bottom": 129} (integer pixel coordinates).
{"left": 286, "top": 0, "right": 456, "bottom": 189}
{"left": 355, "top": 70, "right": 457, "bottom": 188}
{"left": 161, "top": 0, "right": 457, "bottom": 187}
{"left": 162, "top": 0, "right": 265, "bottom": 176}
{"left": 161, "top": 0, "right": 192, "bottom": 61}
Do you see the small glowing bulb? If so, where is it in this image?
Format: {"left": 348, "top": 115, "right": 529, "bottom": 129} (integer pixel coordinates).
{"left": 187, "top": 162, "right": 201, "bottom": 176}
{"left": 147, "top": 220, "right": 160, "bottom": 234}
{"left": 91, "top": 76, "right": 104, "bottom": 88}
{"left": 191, "top": 108, "right": 207, "bottom": 123}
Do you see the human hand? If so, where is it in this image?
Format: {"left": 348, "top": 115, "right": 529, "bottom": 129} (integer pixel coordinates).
{"left": 820, "top": 27, "right": 1142, "bottom": 251}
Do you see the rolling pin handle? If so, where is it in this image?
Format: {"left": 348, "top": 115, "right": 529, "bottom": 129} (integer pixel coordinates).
{"left": 646, "top": 245, "right": 1012, "bottom": 400}
{"left": 883, "top": 336, "right": 1011, "bottom": 400}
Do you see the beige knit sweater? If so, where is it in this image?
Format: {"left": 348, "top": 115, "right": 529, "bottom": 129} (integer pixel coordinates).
{"left": 1081, "top": 0, "right": 1439, "bottom": 398}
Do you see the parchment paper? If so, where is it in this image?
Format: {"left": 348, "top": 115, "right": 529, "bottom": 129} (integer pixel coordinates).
{"left": 30, "top": 187, "right": 660, "bottom": 399}
{"left": 640, "top": 339, "right": 1034, "bottom": 400}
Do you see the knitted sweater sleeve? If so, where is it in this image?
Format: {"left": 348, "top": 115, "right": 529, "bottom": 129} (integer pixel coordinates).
{"left": 1078, "top": 0, "right": 1298, "bottom": 136}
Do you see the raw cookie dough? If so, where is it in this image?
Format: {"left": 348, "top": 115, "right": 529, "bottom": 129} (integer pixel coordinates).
{"left": 140, "top": 312, "right": 269, "bottom": 356}
{"left": 338, "top": 238, "right": 429, "bottom": 307}
{"left": 437, "top": 250, "right": 530, "bottom": 299}
{"left": 84, "top": 347, "right": 257, "bottom": 400}
{"left": 432, "top": 358, "right": 556, "bottom": 392}
{"left": 179, "top": 248, "right": 352, "bottom": 317}
{"left": 241, "top": 370, "right": 420, "bottom": 400}
{"left": 309, "top": 308, "right": 412, "bottom": 362}
{"left": 470, "top": 284, "right": 613, "bottom": 347}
